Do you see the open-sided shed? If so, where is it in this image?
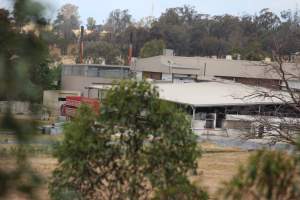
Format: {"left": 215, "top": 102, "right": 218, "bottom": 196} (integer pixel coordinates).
{"left": 155, "top": 81, "right": 292, "bottom": 130}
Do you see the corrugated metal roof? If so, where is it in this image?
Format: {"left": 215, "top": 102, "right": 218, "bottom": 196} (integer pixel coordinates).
{"left": 155, "top": 81, "right": 290, "bottom": 107}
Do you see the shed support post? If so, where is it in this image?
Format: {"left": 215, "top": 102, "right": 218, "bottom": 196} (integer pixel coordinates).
{"left": 214, "top": 113, "right": 217, "bottom": 129}
{"left": 191, "top": 106, "right": 196, "bottom": 130}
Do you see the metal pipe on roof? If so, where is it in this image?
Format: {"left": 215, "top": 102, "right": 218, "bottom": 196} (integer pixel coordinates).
{"left": 79, "top": 26, "right": 84, "bottom": 64}
{"left": 128, "top": 32, "right": 133, "bottom": 66}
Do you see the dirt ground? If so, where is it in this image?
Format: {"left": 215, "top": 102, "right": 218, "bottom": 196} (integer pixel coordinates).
{"left": 195, "top": 152, "right": 250, "bottom": 199}
{"left": 0, "top": 144, "right": 251, "bottom": 200}
{"left": 0, "top": 157, "right": 57, "bottom": 200}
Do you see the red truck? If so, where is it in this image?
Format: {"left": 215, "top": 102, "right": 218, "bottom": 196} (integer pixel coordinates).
{"left": 61, "top": 96, "right": 100, "bottom": 119}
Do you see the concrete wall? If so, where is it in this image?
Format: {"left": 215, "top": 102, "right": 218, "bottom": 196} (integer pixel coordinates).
{"left": 192, "top": 118, "right": 253, "bottom": 130}
{"left": 0, "top": 101, "right": 30, "bottom": 114}
{"left": 172, "top": 67, "right": 200, "bottom": 76}
{"left": 223, "top": 120, "right": 252, "bottom": 130}
{"left": 216, "top": 76, "right": 281, "bottom": 89}
{"left": 192, "top": 113, "right": 253, "bottom": 130}
{"left": 192, "top": 120, "right": 206, "bottom": 130}
{"left": 61, "top": 75, "right": 118, "bottom": 97}
{"left": 135, "top": 56, "right": 300, "bottom": 84}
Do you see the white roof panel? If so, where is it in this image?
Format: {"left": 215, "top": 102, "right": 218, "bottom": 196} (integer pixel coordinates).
{"left": 155, "top": 81, "right": 290, "bottom": 107}
{"left": 87, "top": 84, "right": 112, "bottom": 90}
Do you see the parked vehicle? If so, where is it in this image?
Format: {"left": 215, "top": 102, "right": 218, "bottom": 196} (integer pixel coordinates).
{"left": 60, "top": 96, "right": 100, "bottom": 119}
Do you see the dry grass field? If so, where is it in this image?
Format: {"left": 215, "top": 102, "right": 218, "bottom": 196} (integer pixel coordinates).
{"left": 0, "top": 142, "right": 251, "bottom": 200}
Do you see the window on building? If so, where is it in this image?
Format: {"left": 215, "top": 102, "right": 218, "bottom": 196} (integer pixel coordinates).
{"left": 87, "top": 67, "right": 98, "bottom": 77}
{"left": 63, "top": 66, "right": 73, "bottom": 75}
{"left": 71, "top": 66, "right": 85, "bottom": 76}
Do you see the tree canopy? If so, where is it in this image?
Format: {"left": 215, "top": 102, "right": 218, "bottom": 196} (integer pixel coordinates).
{"left": 49, "top": 80, "right": 207, "bottom": 200}
{"left": 84, "top": 41, "right": 121, "bottom": 64}
{"left": 0, "top": 4, "right": 54, "bottom": 102}
{"left": 53, "top": 3, "right": 80, "bottom": 54}
{"left": 219, "top": 150, "right": 300, "bottom": 200}
{"left": 140, "top": 39, "right": 166, "bottom": 58}
{"left": 86, "top": 17, "right": 96, "bottom": 31}
{"left": 47, "top": 5, "right": 300, "bottom": 62}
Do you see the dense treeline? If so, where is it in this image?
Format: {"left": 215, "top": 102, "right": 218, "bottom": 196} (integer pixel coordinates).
{"left": 46, "top": 5, "right": 300, "bottom": 63}
{"left": 147, "top": 6, "right": 300, "bottom": 60}
{"left": 121, "top": 6, "right": 300, "bottom": 60}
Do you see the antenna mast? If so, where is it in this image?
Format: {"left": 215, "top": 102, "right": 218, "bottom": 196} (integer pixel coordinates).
{"left": 151, "top": 0, "right": 154, "bottom": 17}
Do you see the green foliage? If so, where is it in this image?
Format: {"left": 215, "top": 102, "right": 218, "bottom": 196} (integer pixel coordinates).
{"left": 104, "top": 9, "right": 132, "bottom": 34}
{"left": 45, "top": 5, "right": 300, "bottom": 60}
{"left": 40, "top": 30, "right": 61, "bottom": 46}
{"left": 86, "top": 17, "right": 96, "bottom": 31}
{"left": 44, "top": 5, "right": 300, "bottom": 59}
{"left": 150, "top": 6, "right": 299, "bottom": 58}
{"left": 49, "top": 64, "right": 62, "bottom": 90}
{"left": 50, "top": 80, "right": 205, "bottom": 199}
{"left": 0, "top": 0, "right": 51, "bottom": 198}
{"left": 0, "top": 145, "right": 55, "bottom": 157}
{"left": 84, "top": 41, "right": 122, "bottom": 64}
{"left": 140, "top": 39, "right": 166, "bottom": 58}
{"left": 13, "top": 0, "right": 47, "bottom": 26}
{"left": 53, "top": 4, "right": 80, "bottom": 54}
{"left": 153, "top": 175, "right": 208, "bottom": 200}
{"left": 219, "top": 150, "right": 300, "bottom": 200}
{"left": 49, "top": 105, "right": 97, "bottom": 200}
{"left": 0, "top": 5, "right": 52, "bottom": 102}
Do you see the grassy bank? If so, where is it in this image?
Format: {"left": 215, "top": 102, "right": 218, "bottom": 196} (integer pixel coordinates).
{"left": 0, "top": 140, "right": 251, "bottom": 199}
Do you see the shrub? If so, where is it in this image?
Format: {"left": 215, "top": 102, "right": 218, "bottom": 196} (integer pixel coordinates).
{"left": 49, "top": 81, "right": 206, "bottom": 200}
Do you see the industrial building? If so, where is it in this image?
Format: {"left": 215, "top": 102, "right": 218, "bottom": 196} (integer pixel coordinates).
{"left": 61, "top": 64, "right": 130, "bottom": 97}
{"left": 56, "top": 52, "right": 300, "bottom": 133}
{"left": 155, "top": 81, "right": 294, "bottom": 131}
{"left": 132, "top": 53, "right": 300, "bottom": 90}
{"left": 61, "top": 51, "right": 300, "bottom": 96}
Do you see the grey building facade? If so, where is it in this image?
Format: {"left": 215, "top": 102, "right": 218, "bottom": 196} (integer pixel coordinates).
{"left": 61, "top": 64, "right": 130, "bottom": 97}
{"left": 132, "top": 55, "right": 300, "bottom": 89}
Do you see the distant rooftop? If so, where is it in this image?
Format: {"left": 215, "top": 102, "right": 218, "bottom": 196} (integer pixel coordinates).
{"left": 134, "top": 56, "right": 300, "bottom": 80}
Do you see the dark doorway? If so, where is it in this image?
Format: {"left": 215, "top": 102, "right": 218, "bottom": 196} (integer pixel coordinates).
{"left": 205, "top": 114, "right": 215, "bottom": 129}
{"left": 216, "top": 113, "right": 225, "bottom": 128}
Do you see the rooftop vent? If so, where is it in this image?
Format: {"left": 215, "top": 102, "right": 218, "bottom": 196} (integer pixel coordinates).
{"left": 163, "top": 49, "right": 174, "bottom": 56}
{"left": 226, "top": 55, "right": 232, "bottom": 60}
{"left": 264, "top": 57, "right": 271, "bottom": 63}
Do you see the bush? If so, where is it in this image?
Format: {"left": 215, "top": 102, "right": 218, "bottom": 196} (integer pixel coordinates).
{"left": 49, "top": 80, "right": 206, "bottom": 200}
{"left": 219, "top": 150, "right": 300, "bottom": 200}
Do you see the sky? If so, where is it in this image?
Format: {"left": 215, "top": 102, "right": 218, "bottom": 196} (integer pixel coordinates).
{"left": 1, "top": 0, "right": 300, "bottom": 24}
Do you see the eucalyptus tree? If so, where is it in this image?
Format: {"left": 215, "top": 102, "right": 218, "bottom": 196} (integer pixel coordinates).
{"left": 53, "top": 4, "right": 80, "bottom": 54}
{"left": 50, "top": 80, "right": 207, "bottom": 200}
